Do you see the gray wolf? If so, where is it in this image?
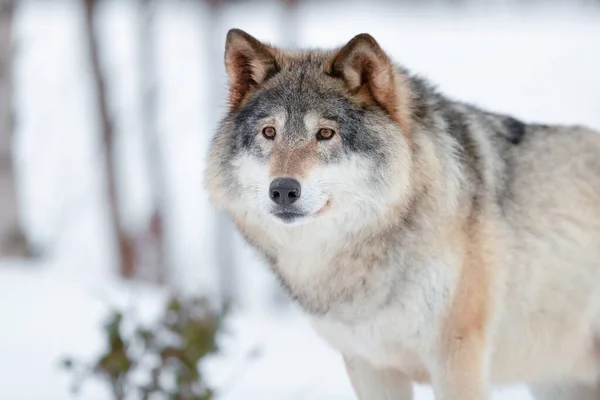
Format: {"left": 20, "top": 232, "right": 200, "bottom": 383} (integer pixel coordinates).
{"left": 205, "top": 29, "right": 600, "bottom": 399}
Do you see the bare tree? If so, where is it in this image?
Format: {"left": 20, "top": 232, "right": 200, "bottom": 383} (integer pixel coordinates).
{"left": 83, "top": 0, "right": 136, "bottom": 278}
{"left": 138, "top": 0, "right": 168, "bottom": 283}
{"left": 0, "top": 0, "right": 29, "bottom": 258}
{"left": 205, "top": 0, "right": 237, "bottom": 304}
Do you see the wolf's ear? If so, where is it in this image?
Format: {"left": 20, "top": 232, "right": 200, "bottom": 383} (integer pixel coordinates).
{"left": 224, "top": 29, "right": 279, "bottom": 111}
{"left": 331, "top": 34, "right": 411, "bottom": 132}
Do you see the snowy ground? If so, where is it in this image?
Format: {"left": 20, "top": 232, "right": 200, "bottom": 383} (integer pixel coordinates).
{"left": 1, "top": 0, "right": 600, "bottom": 399}
{"left": 0, "top": 262, "right": 529, "bottom": 400}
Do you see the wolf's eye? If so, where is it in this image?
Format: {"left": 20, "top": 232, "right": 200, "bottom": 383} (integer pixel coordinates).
{"left": 262, "top": 126, "right": 276, "bottom": 140}
{"left": 317, "top": 128, "right": 335, "bottom": 141}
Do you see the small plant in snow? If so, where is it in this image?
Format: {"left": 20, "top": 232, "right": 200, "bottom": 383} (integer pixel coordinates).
{"left": 61, "top": 296, "right": 228, "bottom": 400}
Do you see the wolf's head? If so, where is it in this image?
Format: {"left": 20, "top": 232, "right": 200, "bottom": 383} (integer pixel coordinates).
{"left": 205, "top": 30, "right": 416, "bottom": 230}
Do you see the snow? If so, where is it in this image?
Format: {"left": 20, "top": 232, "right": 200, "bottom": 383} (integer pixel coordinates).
{"left": 0, "top": 264, "right": 528, "bottom": 400}
{"left": 1, "top": 0, "right": 600, "bottom": 399}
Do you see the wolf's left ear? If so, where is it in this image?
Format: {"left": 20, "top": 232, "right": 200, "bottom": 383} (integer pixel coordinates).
{"left": 224, "top": 29, "right": 279, "bottom": 111}
{"left": 330, "top": 34, "right": 411, "bottom": 133}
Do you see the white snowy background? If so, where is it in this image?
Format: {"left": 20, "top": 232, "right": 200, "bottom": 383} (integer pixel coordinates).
{"left": 1, "top": 0, "right": 600, "bottom": 399}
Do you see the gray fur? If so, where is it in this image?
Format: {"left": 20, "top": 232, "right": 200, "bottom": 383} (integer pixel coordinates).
{"left": 205, "top": 30, "right": 600, "bottom": 399}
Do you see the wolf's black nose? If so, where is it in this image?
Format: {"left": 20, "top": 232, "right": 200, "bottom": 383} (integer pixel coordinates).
{"left": 269, "top": 178, "right": 301, "bottom": 205}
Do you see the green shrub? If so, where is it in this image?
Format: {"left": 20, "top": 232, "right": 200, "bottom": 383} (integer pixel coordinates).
{"left": 61, "top": 296, "right": 228, "bottom": 400}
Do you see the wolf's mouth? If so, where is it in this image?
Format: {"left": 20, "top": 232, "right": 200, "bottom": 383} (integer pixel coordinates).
{"left": 273, "top": 211, "right": 305, "bottom": 223}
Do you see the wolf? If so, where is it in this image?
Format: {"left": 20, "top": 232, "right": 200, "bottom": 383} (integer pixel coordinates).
{"left": 204, "top": 28, "right": 600, "bottom": 399}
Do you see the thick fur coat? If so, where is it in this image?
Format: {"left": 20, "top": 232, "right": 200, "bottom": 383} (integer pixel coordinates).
{"left": 205, "top": 29, "right": 600, "bottom": 399}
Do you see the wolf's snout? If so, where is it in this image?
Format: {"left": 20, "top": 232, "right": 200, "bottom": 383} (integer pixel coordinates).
{"left": 269, "top": 178, "right": 301, "bottom": 205}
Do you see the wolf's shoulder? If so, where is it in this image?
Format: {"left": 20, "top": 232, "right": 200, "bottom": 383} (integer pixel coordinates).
{"left": 405, "top": 72, "right": 525, "bottom": 145}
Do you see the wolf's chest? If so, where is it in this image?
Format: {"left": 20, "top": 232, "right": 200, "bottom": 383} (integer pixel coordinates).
{"left": 309, "top": 309, "right": 433, "bottom": 379}
{"left": 273, "top": 240, "right": 397, "bottom": 315}
{"left": 303, "top": 257, "right": 452, "bottom": 378}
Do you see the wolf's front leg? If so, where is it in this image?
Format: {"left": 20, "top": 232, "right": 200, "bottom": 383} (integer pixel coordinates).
{"left": 344, "top": 357, "right": 414, "bottom": 400}
{"left": 432, "top": 330, "right": 490, "bottom": 400}
{"left": 432, "top": 225, "right": 494, "bottom": 400}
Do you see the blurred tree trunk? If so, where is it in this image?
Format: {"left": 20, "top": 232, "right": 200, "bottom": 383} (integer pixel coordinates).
{"left": 205, "top": 0, "right": 237, "bottom": 304}
{"left": 0, "top": 0, "right": 29, "bottom": 258}
{"left": 83, "top": 0, "right": 136, "bottom": 278}
{"left": 138, "top": 0, "right": 168, "bottom": 284}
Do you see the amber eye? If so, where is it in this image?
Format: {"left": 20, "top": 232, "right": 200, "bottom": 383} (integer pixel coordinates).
{"left": 262, "top": 126, "right": 276, "bottom": 140}
{"left": 317, "top": 128, "right": 335, "bottom": 141}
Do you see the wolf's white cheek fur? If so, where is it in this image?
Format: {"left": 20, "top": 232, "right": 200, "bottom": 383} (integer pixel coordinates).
{"left": 308, "top": 154, "right": 406, "bottom": 223}
{"left": 230, "top": 153, "right": 272, "bottom": 213}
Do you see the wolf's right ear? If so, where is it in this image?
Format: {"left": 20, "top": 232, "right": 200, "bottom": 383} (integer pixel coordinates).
{"left": 224, "top": 29, "right": 279, "bottom": 111}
